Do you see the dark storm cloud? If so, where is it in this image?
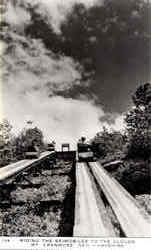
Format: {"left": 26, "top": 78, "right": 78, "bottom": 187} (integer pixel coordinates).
{"left": 51, "top": 84, "right": 94, "bottom": 100}
{"left": 99, "top": 113, "right": 118, "bottom": 125}
{"left": 91, "top": 71, "right": 151, "bottom": 113}
{"left": 51, "top": 69, "right": 151, "bottom": 114}
{"left": 7, "top": 0, "right": 150, "bottom": 115}
{"left": 58, "top": 0, "right": 151, "bottom": 114}
{"left": 3, "top": 0, "right": 150, "bottom": 145}
{"left": 4, "top": 0, "right": 116, "bottom": 148}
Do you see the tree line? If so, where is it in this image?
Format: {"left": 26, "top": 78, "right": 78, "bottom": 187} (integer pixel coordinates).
{"left": 1, "top": 82, "right": 151, "bottom": 166}
{"left": 1, "top": 0, "right": 151, "bottom": 165}
{"left": 0, "top": 123, "right": 44, "bottom": 166}
{"left": 90, "top": 82, "right": 151, "bottom": 161}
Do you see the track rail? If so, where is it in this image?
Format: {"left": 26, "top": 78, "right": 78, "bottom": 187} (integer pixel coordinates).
{"left": 73, "top": 163, "right": 115, "bottom": 237}
{"left": 0, "top": 151, "right": 55, "bottom": 183}
{"left": 1, "top": 156, "right": 150, "bottom": 237}
{"left": 89, "top": 161, "right": 151, "bottom": 237}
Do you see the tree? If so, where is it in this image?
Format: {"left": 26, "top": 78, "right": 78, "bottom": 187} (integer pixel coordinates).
{"left": 0, "top": 119, "right": 13, "bottom": 147}
{"left": 14, "top": 126, "right": 44, "bottom": 160}
{"left": 24, "top": 127, "right": 44, "bottom": 148}
{"left": 132, "top": 82, "right": 151, "bottom": 107}
{"left": 91, "top": 127, "right": 125, "bottom": 158}
{"left": 125, "top": 82, "right": 151, "bottom": 158}
{"left": 0, "top": 119, "right": 14, "bottom": 166}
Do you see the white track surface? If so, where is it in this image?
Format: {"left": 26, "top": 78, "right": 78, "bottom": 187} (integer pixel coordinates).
{"left": 0, "top": 151, "right": 54, "bottom": 182}
{"left": 89, "top": 162, "right": 151, "bottom": 237}
{"left": 74, "top": 163, "right": 112, "bottom": 237}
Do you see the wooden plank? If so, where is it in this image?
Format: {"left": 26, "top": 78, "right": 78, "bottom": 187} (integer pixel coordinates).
{"left": 0, "top": 151, "right": 55, "bottom": 182}
{"left": 73, "top": 163, "right": 115, "bottom": 237}
{"left": 89, "top": 162, "right": 151, "bottom": 237}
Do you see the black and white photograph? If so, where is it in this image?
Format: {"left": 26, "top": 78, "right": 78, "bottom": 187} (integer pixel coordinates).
{"left": 0, "top": 0, "right": 151, "bottom": 242}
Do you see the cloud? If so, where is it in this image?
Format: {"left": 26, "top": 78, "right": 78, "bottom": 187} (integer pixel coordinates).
{"left": 113, "top": 115, "right": 125, "bottom": 132}
{"left": 35, "top": 0, "right": 99, "bottom": 32}
{"left": 3, "top": 0, "right": 100, "bottom": 32}
{"left": 4, "top": 92, "right": 104, "bottom": 149}
{"left": 100, "top": 113, "right": 125, "bottom": 132}
{"left": 3, "top": 31, "right": 82, "bottom": 97}
{"left": 4, "top": 80, "right": 124, "bottom": 150}
{"left": 100, "top": 112, "right": 125, "bottom": 135}
{"left": 3, "top": 1, "right": 31, "bottom": 28}
{"left": 2, "top": 0, "right": 125, "bottom": 149}
{"left": 2, "top": 28, "right": 104, "bottom": 149}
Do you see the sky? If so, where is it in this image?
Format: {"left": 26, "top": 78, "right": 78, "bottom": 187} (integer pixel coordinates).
{"left": 2, "top": 0, "right": 147, "bottom": 149}
{"left": 4, "top": 0, "right": 100, "bottom": 32}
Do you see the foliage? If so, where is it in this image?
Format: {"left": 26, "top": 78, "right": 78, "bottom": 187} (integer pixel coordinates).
{"left": 132, "top": 82, "right": 151, "bottom": 107}
{"left": 0, "top": 119, "right": 14, "bottom": 166}
{"left": 107, "top": 157, "right": 150, "bottom": 195}
{"left": 13, "top": 127, "right": 44, "bottom": 160}
{"left": 125, "top": 82, "right": 151, "bottom": 158}
{"left": 23, "top": 127, "right": 44, "bottom": 148}
{"left": 0, "top": 120, "right": 45, "bottom": 164}
{"left": 91, "top": 127, "right": 126, "bottom": 158}
{"left": 0, "top": 119, "right": 13, "bottom": 147}
{"left": 0, "top": 160, "right": 73, "bottom": 236}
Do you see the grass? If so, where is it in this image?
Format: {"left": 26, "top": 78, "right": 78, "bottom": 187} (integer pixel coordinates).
{"left": 0, "top": 159, "right": 75, "bottom": 236}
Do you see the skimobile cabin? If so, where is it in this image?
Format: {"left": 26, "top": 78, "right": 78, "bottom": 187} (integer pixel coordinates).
{"left": 77, "top": 143, "right": 94, "bottom": 162}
